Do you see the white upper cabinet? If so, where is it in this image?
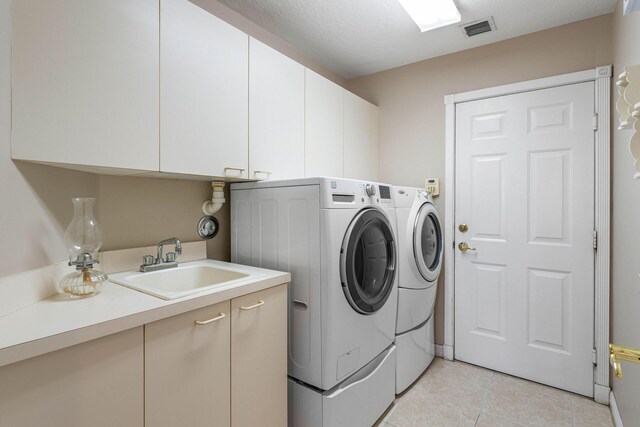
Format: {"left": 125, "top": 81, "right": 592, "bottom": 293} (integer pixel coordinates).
{"left": 249, "top": 39, "right": 305, "bottom": 181}
{"left": 160, "top": 0, "right": 249, "bottom": 180}
{"left": 304, "top": 70, "right": 344, "bottom": 178}
{"left": 344, "top": 91, "right": 379, "bottom": 181}
{"left": 11, "top": 0, "right": 160, "bottom": 172}
{"left": 11, "top": 1, "right": 379, "bottom": 181}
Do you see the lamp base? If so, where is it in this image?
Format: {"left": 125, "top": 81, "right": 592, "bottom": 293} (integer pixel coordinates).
{"left": 58, "top": 267, "right": 108, "bottom": 298}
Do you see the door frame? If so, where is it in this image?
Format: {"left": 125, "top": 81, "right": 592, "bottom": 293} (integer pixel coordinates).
{"left": 443, "top": 66, "right": 612, "bottom": 403}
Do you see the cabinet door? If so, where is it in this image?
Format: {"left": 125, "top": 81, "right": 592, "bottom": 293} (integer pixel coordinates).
{"left": 231, "top": 285, "right": 287, "bottom": 427}
{"left": 305, "top": 69, "right": 344, "bottom": 178}
{"left": 249, "top": 39, "right": 305, "bottom": 181}
{"left": 12, "top": 0, "right": 159, "bottom": 172}
{"left": 161, "top": 0, "right": 249, "bottom": 179}
{"left": 0, "top": 327, "right": 144, "bottom": 427}
{"left": 145, "top": 300, "right": 231, "bottom": 427}
{"left": 344, "top": 91, "right": 379, "bottom": 181}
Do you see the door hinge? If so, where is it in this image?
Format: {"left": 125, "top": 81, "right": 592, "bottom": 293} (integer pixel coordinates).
{"left": 593, "top": 348, "right": 598, "bottom": 366}
{"left": 593, "top": 230, "right": 598, "bottom": 250}
{"left": 593, "top": 113, "right": 599, "bottom": 131}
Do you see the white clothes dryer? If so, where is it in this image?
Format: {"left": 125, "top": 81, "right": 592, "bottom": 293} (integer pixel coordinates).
{"left": 231, "top": 177, "right": 398, "bottom": 426}
{"left": 394, "top": 186, "right": 443, "bottom": 394}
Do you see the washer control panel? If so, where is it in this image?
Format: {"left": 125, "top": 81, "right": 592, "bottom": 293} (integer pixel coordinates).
{"left": 379, "top": 185, "right": 391, "bottom": 200}
{"left": 365, "top": 183, "right": 377, "bottom": 197}
{"left": 326, "top": 180, "right": 394, "bottom": 208}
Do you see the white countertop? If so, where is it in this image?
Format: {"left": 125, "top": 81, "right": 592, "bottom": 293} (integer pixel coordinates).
{"left": 0, "top": 259, "right": 290, "bottom": 368}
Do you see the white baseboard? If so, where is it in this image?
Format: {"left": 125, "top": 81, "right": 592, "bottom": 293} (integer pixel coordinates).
{"left": 610, "top": 391, "right": 624, "bottom": 427}
{"left": 443, "top": 344, "right": 454, "bottom": 361}
{"left": 435, "top": 344, "right": 443, "bottom": 358}
{"left": 594, "top": 384, "right": 610, "bottom": 404}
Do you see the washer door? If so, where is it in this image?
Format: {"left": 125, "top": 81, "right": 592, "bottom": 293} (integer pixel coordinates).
{"left": 413, "top": 202, "right": 443, "bottom": 282}
{"left": 340, "top": 208, "right": 397, "bottom": 314}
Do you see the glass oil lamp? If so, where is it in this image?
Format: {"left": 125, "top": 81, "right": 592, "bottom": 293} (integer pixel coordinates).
{"left": 58, "top": 198, "right": 108, "bottom": 298}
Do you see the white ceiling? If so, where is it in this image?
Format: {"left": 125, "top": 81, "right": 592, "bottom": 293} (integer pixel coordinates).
{"left": 216, "top": 0, "right": 616, "bottom": 79}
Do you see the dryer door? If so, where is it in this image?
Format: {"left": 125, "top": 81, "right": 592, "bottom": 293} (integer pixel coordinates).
{"left": 340, "top": 208, "right": 397, "bottom": 314}
{"left": 413, "top": 202, "right": 443, "bottom": 283}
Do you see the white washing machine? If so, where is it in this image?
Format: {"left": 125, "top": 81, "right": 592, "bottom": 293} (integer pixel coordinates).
{"left": 394, "top": 186, "right": 443, "bottom": 394}
{"left": 231, "top": 177, "right": 398, "bottom": 427}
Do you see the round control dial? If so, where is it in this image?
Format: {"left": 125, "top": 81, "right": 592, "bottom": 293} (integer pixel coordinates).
{"left": 365, "top": 183, "right": 377, "bottom": 197}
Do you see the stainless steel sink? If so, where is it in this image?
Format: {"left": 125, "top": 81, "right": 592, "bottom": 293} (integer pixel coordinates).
{"left": 110, "top": 261, "right": 262, "bottom": 300}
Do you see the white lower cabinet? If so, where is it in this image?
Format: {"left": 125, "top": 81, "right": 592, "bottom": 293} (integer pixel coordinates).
{"left": 145, "top": 284, "right": 287, "bottom": 427}
{"left": 0, "top": 327, "right": 144, "bottom": 427}
{"left": 231, "top": 284, "right": 288, "bottom": 427}
{"left": 0, "top": 286, "right": 287, "bottom": 427}
{"left": 145, "top": 300, "right": 231, "bottom": 427}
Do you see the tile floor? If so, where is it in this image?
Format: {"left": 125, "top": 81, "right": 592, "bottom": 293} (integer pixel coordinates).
{"left": 376, "top": 358, "right": 614, "bottom": 427}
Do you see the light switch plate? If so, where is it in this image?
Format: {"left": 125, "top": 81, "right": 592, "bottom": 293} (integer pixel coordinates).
{"left": 425, "top": 177, "right": 440, "bottom": 197}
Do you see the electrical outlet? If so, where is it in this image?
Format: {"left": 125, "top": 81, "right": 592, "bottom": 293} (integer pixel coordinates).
{"left": 425, "top": 178, "right": 440, "bottom": 197}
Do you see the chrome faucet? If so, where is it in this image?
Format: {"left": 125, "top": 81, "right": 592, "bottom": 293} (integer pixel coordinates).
{"left": 140, "top": 237, "right": 182, "bottom": 272}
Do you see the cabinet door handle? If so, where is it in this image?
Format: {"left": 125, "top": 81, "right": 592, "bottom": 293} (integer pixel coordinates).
{"left": 194, "top": 312, "right": 226, "bottom": 325}
{"left": 224, "top": 167, "right": 246, "bottom": 175}
{"left": 240, "top": 300, "right": 265, "bottom": 311}
{"left": 253, "top": 170, "right": 272, "bottom": 179}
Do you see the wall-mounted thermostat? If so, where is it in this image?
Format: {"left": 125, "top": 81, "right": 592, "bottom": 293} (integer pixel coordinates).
{"left": 425, "top": 178, "right": 440, "bottom": 197}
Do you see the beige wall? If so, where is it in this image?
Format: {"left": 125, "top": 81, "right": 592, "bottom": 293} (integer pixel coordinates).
{"left": 611, "top": 1, "right": 640, "bottom": 423}
{"left": 97, "top": 177, "right": 231, "bottom": 261}
{"left": 0, "top": 0, "right": 230, "bottom": 279}
{"left": 347, "top": 14, "right": 613, "bottom": 345}
{"left": 0, "top": 0, "right": 96, "bottom": 276}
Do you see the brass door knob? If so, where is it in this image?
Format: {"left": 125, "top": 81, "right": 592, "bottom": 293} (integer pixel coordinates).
{"left": 458, "top": 224, "right": 468, "bottom": 233}
{"left": 458, "top": 242, "right": 476, "bottom": 252}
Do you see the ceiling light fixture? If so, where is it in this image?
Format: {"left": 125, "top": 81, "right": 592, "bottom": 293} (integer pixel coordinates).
{"left": 398, "top": 0, "right": 461, "bottom": 32}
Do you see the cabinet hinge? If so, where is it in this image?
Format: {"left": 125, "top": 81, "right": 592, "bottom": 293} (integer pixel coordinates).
{"left": 593, "top": 348, "right": 598, "bottom": 366}
{"left": 593, "top": 230, "right": 598, "bottom": 250}
{"left": 593, "top": 113, "right": 599, "bottom": 131}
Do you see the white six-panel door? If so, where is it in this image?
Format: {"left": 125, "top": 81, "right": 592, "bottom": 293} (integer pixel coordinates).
{"left": 454, "top": 82, "right": 595, "bottom": 396}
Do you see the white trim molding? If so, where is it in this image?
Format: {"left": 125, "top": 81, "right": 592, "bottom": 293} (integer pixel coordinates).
{"left": 435, "top": 344, "right": 454, "bottom": 361}
{"left": 594, "top": 65, "right": 612, "bottom": 400}
{"left": 443, "top": 66, "right": 612, "bottom": 397}
{"left": 442, "top": 344, "right": 454, "bottom": 361}
{"left": 443, "top": 94, "right": 456, "bottom": 357}
{"left": 610, "top": 391, "right": 624, "bottom": 427}
{"left": 594, "top": 383, "right": 611, "bottom": 405}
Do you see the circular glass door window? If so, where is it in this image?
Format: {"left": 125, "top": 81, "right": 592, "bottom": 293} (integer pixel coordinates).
{"left": 413, "top": 203, "right": 443, "bottom": 282}
{"left": 340, "top": 208, "right": 397, "bottom": 314}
